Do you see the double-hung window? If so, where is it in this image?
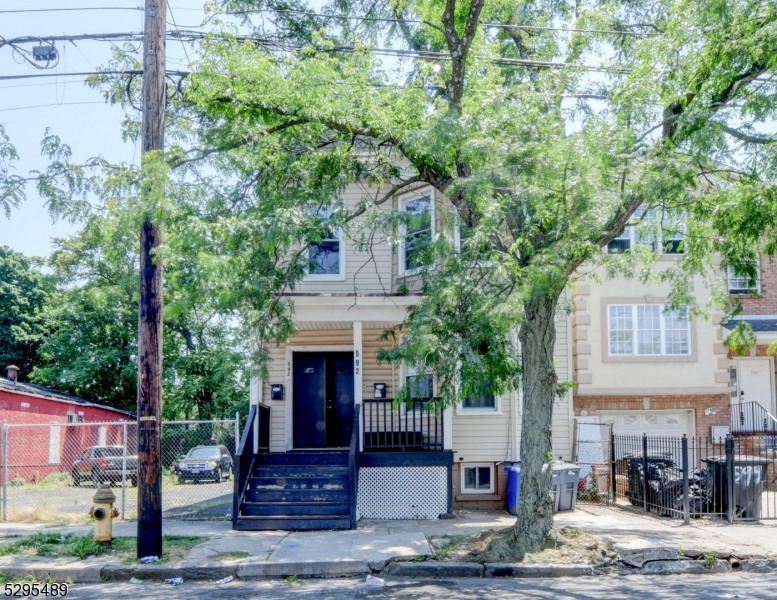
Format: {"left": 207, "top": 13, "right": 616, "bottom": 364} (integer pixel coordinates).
{"left": 399, "top": 192, "right": 434, "bottom": 275}
{"left": 306, "top": 208, "right": 345, "bottom": 280}
{"left": 727, "top": 259, "right": 760, "bottom": 295}
{"left": 607, "top": 304, "right": 691, "bottom": 356}
{"left": 405, "top": 365, "right": 434, "bottom": 400}
{"left": 606, "top": 205, "right": 685, "bottom": 255}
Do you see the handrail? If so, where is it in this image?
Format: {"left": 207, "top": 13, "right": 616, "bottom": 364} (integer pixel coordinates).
{"left": 348, "top": 404, "right": 361, "bottom": 529}
{"left": 362, "top": 398, "right": 443, "bottom": 451}
{"left": 730, "top": 401, "right": 777, "bottom": 435}
{"left": 233, "top": 404, "right": 257, "bottom": 526}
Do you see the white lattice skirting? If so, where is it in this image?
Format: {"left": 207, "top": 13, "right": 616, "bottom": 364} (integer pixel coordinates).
{"left": 357, "top": 466, "right": 448, "bottom": 520}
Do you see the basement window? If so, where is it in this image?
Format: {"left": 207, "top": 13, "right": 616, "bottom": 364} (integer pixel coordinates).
{"left": 461, "top": 464, "right": 494, "bottom": 494}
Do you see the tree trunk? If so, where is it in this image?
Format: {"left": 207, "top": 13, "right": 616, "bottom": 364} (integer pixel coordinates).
{"left": 486, "top": 287, "right": 560, "bottom": 560}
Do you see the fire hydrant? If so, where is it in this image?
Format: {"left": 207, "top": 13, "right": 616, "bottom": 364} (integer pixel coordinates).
{"left": 89, "top": 484, "right": 119, "bottom": 543}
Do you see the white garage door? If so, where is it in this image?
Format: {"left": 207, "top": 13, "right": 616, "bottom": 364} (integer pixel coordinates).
{"left": 598, "top": 410, "right": 695, "bottom": 439}
{"left": 599, "top": 410, "right": 696, "bottom": 466}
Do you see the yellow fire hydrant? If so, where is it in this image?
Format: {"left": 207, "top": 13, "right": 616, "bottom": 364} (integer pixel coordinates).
{"left": 89, "top": 484, "right": 119, "bottom": 543}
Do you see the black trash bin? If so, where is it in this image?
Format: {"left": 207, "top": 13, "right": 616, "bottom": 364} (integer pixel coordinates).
{"left": 625, "top": 454, "right": 674, "bottom": 505}
{"left": 702, "top": 455, "right": 771, "bottom": 520}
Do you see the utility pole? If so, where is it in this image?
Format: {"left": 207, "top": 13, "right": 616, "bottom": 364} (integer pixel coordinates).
{"left": 137, "top": 0, "right": 166, "bottom": 559}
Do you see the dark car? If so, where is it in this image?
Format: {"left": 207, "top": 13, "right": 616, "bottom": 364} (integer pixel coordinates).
{"left": 176, "top": 445, "right": 233, "bottom": 484}
{"left": 72, "top": 446, "right": 138, "bottom": 487}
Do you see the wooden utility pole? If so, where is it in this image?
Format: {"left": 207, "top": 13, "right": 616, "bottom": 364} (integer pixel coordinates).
{"left": 137, "top": 0, "right": 166, "bottom": 559}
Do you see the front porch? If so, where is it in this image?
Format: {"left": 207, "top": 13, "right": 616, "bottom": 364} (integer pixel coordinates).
{"left": 232, "top": 303, "right": 454, "bottom": 530}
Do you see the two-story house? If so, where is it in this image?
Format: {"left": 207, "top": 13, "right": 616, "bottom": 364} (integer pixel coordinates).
{"left": 233, "top": 183, "right": 573, "bottom": 530}
{"left": 570, "top": 212, "right": 776, "bottom": 442}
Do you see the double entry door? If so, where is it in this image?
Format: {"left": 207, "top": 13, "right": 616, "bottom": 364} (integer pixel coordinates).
{"left": 293, "top": 352, "right": 355, "bottom": 449}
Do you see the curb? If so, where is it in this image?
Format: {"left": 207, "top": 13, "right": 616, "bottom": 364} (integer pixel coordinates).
{"left": 2, "top": 557, "right": 776, "bottom": 583}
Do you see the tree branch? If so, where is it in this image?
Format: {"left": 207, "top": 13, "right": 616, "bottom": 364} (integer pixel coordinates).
{"left": 720, "top": 124, "right": 774, "bottom": 145}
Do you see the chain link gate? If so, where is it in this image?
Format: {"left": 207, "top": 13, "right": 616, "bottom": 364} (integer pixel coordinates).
{"left": 0, "top": 416, "right": 240, "bottom": 523}
{"left": 573, "top": 419, "right": 613, "bottom": 505}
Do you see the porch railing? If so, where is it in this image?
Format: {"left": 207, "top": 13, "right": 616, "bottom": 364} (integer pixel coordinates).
{"left": 232, "top": 402, "right": 270, "bottom": 524}
{"left": 362, "top": 398, "right": 444, "bottom": 452}
{"left": 731, "top": 401, "right": 777, "bottom": 436}
{"left": 348, "top": 404, "right": 361, "bottom": 528}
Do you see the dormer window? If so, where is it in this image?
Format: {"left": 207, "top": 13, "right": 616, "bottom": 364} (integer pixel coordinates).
{"left": 306, "top": 208, "right": 345, "bottom": 280}
{"left": 399, "top": 191, "right": 434, "bottom": 276}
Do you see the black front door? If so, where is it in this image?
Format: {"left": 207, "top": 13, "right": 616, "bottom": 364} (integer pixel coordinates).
{"left": 293, "top": 352, "right": 355, "bottom": 448}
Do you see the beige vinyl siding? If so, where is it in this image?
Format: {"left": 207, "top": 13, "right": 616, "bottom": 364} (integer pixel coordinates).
{"left": 452, "top": 398, "right": 516, "bottom": 464}
{"left": 295, "top": 183, "right": 393, "bottom": 295}
{"left": 551, "top": 300, "right": 573, "bottom": 460}
{"left": 262, "top": 328, "right": 393, "bottom": 452}
{"left": 362, "top": 328, "right": 396, "bottom": 399}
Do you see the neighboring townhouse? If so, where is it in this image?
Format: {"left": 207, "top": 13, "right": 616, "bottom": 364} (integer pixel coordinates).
{"left": 570, "top": 212, "right": 733, "bottom": 441}
{"left": 234, "top": 183, "right": 573, "bottom": 530}
{"left": 724, "top": 256, "right": 777, "bottom": 430}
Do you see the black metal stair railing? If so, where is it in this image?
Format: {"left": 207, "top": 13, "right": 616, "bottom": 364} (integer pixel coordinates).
{"left": 232, "top": 402, "right": 271, "bottom": 524}
{"left": 730, "top": 401, "right": 777, "bottom": 435}
{"left": 362, "top": 398, "right": 444, "bottom": 451}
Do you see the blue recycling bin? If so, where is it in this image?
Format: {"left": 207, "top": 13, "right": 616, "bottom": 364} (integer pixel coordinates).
{"left": 506, "top": 465, "right": 521, "bottom": 515}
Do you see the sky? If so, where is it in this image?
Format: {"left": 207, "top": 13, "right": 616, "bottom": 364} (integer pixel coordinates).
{"left": 0, "top": 0, "right": 207, "bottom": 258}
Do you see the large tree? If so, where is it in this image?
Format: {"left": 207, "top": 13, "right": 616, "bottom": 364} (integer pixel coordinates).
{"left": 0, "top": 246, "right": 50, "bottom": 377}
{"left": 3, "top": 0, "right": 776, "bottom": 556}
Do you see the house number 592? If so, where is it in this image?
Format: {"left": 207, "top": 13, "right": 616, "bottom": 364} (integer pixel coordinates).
{"left": 355, "top": 350, "right": 360, "bottom": 375}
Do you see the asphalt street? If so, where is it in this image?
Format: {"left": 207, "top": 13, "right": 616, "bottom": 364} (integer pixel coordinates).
{"left": 65, "top": 573, "right": 776, "bottom": 599}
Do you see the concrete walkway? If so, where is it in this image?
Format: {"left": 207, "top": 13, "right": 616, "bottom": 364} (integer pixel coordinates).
{"left": 0, "top": 506, "right": 775, "bottom": 581}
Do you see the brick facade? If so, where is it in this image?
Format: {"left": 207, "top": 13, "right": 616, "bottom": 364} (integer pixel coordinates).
{"left": 574, "top": 394, "right": 730, "bottom": 440}
{"left": 452, "top": 462, "right": 510, "bottom": 511}
{"left": 737, "top": 256, "right": 777, "bottom": 315}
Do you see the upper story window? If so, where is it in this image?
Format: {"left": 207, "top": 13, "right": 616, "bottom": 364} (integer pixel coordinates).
{"left": 306, "top": 208, "right": 345, "bottom": 280}
{"left": 727, "top": 259, "right": 760, "bottom": 295}
{"left": 399, "top": 191, "right": 434, "bottom": 276}
{"left": 607, "top": 304, "right": 691, "bottom": 356}
{"left": 607, "top": 205, "right": 685, "bottom": 255}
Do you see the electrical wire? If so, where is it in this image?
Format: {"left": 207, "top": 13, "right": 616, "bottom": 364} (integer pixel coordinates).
{"left": 0, "top": 100, "right": 107, "bottom": 112}
{"left": 0, "top": 7, "right": 143, "bottom": 14}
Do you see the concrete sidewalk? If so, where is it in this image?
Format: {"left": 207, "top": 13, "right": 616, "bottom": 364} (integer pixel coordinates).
{"left": 0, "top": 507, "right": 775, "bottom": 582}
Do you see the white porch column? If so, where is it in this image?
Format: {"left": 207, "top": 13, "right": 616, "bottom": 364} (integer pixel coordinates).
{"left": 443, "top": 406, "right": 453, "bottom": 450}
{"left": 249, "top": 376, "right": 262, "bottom": 454}
{"left": 353, "top": 321, "right": 364, "bottom": 451}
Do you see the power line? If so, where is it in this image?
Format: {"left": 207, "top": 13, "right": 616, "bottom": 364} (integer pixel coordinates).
{"left": 0, "top": 100, "right": 107, "bottom": 112}
{"left": 0, "top": 7, "right": 143, "bottom": 15}
{"left": 228, "top": 7, "right": 662, "bottom": 37}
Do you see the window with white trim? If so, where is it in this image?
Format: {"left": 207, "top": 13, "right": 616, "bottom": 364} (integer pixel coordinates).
{"left": 399, "top": 193, "right": 434, "bottom": 275}
{"left": 727, "top": 260, "right": 760, "bottom": 295}
{"left": 461, "top": 464, "right": 494, "bottom": 494}
{"left": 306, "top": 208, "right": 345, "bottom": 279}
{"left": 405, "top": 365, "right": 434, "bottom": 400}
{"left": 607, "top": 205, "right": 685, "bottom": 255}
{"left": 607, "top": 304, "right": 691, "bottom": 356}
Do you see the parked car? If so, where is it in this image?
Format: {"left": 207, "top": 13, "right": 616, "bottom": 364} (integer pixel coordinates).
{"left": 72, "top": 446, "right": 138, "bottom": 487}
{"left": 176, "top": 445, "right": 233, "bottom": 484}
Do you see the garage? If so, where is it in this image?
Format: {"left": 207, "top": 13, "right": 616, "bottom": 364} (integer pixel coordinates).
{"left": 597, "top": 409, "right": 695, "bottom": 439}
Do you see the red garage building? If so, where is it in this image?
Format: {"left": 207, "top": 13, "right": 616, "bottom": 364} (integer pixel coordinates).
{"left": 0, "top": 365, "right": 134, "bottom": 482}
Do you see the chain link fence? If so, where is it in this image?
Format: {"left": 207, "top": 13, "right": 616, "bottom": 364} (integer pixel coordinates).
{"left": 0, "top": 417, "right": 239, "bottom": 523}
{"left": 573, "top": 419, "right": 613, "bottom": 505}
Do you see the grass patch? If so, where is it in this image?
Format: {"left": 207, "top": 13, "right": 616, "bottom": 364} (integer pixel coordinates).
{"left": 0, "top": 573, "right": 55, "bottom": 585}
{"left": 284, "top": 575, "right": 302, "bottom": 586}
{"left": 0, "top": 534, "right": 207, "bottom": 564}
{"left": 210, "top": 551, "right": 250, "bottom": 561}
{"left": 7, "top": 503, "right": 92, "bottom": 525}
{"left": 703, "top": 553, "right": 719, "bottom": 568}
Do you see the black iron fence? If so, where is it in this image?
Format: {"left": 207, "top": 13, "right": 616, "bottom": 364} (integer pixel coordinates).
{"left": 573, "top": 420, "right": 777, "bottom": 521}
{"left": 362, "top": 398, "right": 444, "bottom": 451}
{"left": 611, "top": 433, "right": 777, "bottom": 522}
